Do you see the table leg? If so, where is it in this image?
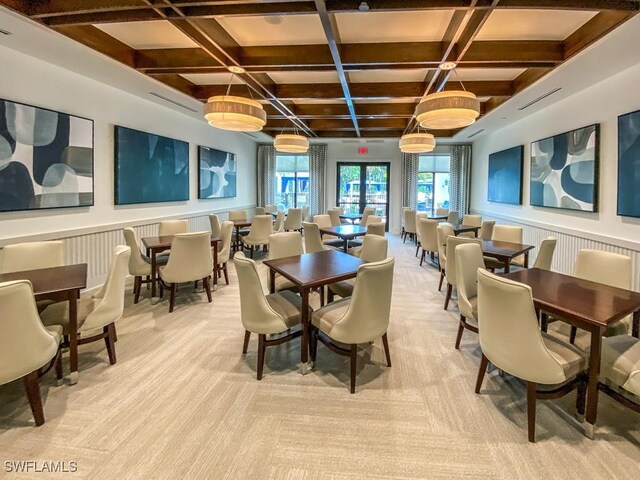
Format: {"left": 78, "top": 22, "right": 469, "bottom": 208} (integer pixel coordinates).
{"left": 343, "top": 238, "right": 349, "bottom": 253}
{"left": 633, "top": 310, "right": 639, "bottom": 338}
{"left": 524, "top": 252, "right": 530, "bottom": 268}
{"left": 268, "top": 268, "right": 275, "bottom": 294}
{"left": 584, "top": 326, "right": 604, "bottom": 439}
{"left": 68, "top": 289, "right": 79, "bottom": 385}
{"left": 151, "top": 249, "right": 157, "bottom": 298}
{"left": 300, "top": 287, "right": 310, "bottom": 374}
{"left": 212, "top": 241, "right": 218, "bottom": 289}
{"left": 504, "top": 259, "right": 511, "bottom": 274}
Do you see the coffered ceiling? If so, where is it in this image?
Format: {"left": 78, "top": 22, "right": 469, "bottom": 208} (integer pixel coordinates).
{"left": 2, "top": 0, "right": 638, "bottom": 139}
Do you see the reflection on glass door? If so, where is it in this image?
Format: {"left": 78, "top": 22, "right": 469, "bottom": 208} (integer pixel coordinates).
{"left": 336, "top": 162, "right": 390, "bottom": 229}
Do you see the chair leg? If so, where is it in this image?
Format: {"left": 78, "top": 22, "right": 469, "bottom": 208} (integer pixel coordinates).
{"left": 350, "top": 344, "right": 357, "bottom": 394}
{"left": 242, "top": 330, "right": 251, "bottom": 354}
{"left": 223, "top": 264, "right": 229, "bottom": 285}
{"left": 455, "top": 316, "right": 465, "bottom": 349}
{"left": 415, "top": 243, "right": 420, "bottom": 257}
{"left": 203, "top": 276, "right": 212, "bottom": 303}
{"left": 527, "top": 381, "right": 537, "bottom": 443}
{"left": 55, "top": 350, "right": 63, "bottom": 382}
{"left": 431, "top": 252, "right": 435, "bottom": 262}
{"left": 257, "top": 334, "right": 266, "bottom": 380}
{"left": 327, "top": 289, "right": 335, "bottom": 303}
{"left": 419, "top": 249, "right": 426, "bottom": 267}
{"left": 104, "top": 323, "right": 117, "bottom": 365}
{"left": 382, "top": 333, "right": 391, "bottom": 367}
{"left": 402, "top": 233, "right": 407, "bottom": 243}
{"left": 250, "top": 246, "right": 254, "bottom": 259}
{"left": 194, "top": 280, "right": 199, "bottom": 290}
{"left": 569, "top": 326, "right": 577, "bottom": 344}
{"left": 576, "top": 376, "right": 587, "bottom": 417}
{"left": 310, "top": 326, "right": 318, "bottom": 363}
{"left": 438, "top": 271, "right": 445, "bottom": 292}
{"left": 169, "top": 283, "right": 177, "bottom": 312}
{"left": 319, "top": 286, "right": 325, "bottom": 307}
{"left": 444, "top": 283, "right": 453, "bottom": 310}
{"left": 475, "top": 353, "right": 489, "bottom": 394}
{"left": 134, "top": 276, "right": 141, "bottom": 304}
{"left": 23, "top": 370, "right": 45, "bottom": 426}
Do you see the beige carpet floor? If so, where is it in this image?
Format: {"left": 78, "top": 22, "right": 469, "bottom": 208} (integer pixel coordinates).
{"left": 1, "top": 234, "right": 639, "bottom": 479}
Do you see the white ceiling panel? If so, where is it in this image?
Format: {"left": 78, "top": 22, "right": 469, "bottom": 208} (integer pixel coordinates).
{"left": 179, "top": 73, "right": 244, "bottom": 85}
{"left": 454, "top": 68, "right": 526, "bottom": 81}
{"left": 476, "top": 10, "right": 597, "bottom": 41}
{"left": 349, "top": 69, "right": 430, "bottom": 83}
{"left": 268, "top": 71, "right": 340, "bottom": 84}
{"left": 216, "top": 14, "right": 327, "bottom": 46}
{"left": 95, "top": 20, "right": 199, "bottom": 49}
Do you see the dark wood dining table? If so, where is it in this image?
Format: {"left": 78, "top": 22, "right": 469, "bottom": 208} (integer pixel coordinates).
{"left": 263, "top": 249, "right": 364, "bottom": 374}
{"left": 231, "top": 220, "right": 252, "bottom": 253}
{"left": 502, "top": 268, "right": 640, "bottom": 438}
{"left": 0, "top": 264, "right": 88, "bottom": 385}
{"left": 339, "top": 213, "right": 363, "bottom": 224}
{"left": 481, "top": 239, "right": 535, "bottom": 273}
{"left": 428, "top": 214, "right": 449, "bottom": 221}
{"left": 454, "top": 225, "right": 481, "bottom": 237}
{"left": 319, "top": 224, "right": 368, "bottom": 252}
{"left": 142, "top": 235, "right": 220, "bottom": 298}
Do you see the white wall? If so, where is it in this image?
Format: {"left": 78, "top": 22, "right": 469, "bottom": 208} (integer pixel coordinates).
{"left": 0, "top": 45, "right": 257, "bottom": 243}
{"left": 470, "top": 61, "right": 640, "bottom": 248}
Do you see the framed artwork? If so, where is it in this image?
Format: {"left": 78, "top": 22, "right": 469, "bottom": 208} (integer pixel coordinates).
{"left": 530, "top": 124, "right": 599, "bottom": 212}
{"left": 617, "top": 109, "right": 640, "bottom": 218}
{"left": 487, "top": 145, "right": 524, "bottom": 205}
{"left": 198, "top": 146, "right": 237, "bottom": 199}
{"left": 114, "top": 126, "right": 189, "bottom": 205}
{"left": 0, "top": 98, "right": 94, "bottom": 212}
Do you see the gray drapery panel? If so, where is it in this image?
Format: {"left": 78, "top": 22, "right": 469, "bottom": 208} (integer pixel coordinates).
{"left": 309, "top": 144, "right": 327, "bottom": 218}
{"left": 257, "top": 145, "right": 276, "bottom": 207}
{"left": 401, "top": 153, "right": 419, "bottom": 210}
{"left": 449, "top": 144, "right": 472, "bottom": 215}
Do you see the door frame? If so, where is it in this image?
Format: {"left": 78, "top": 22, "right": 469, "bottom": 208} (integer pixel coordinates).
{"left": 336, "top": 162, "right": 391, "bottom": 231}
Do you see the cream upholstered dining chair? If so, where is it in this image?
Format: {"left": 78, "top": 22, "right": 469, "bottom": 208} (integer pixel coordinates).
{"left": 365, "top": 215, "right": 383, "bottom": 226}
{"left": 209, "top": 214, "right": 221, "bottom": 240}
{"left": 478, "top": 220, "right": 495, "bottom": 241}
{"left": 122, "top": 227, "right": 168, "bottom": 304}
{"left": 402, "top": 209, "right": 417, "bottom": 244}
{"left": 365, "top": 222, "right": 385, "bottom": 237}
{"left": 443, "top": 236, "right": 481, "bottom": 310}
{"left": 1, "top": 280, "right": 63, "bottom": 426}
{"left": 462, "top": 215, "right": 482, "bottom": 227}
{"left": 599, "top": 335, "right": 640, "bottom": 414}
{"left": 255, "top": 207, "right": 266, "bottom": 216}
{"left": 484, "top": 225, "right": 524, "bottom": 270}
{"left": 447, "top": 211, "right": 459, "bottom": 225}
{"left": 214, "top": 221, "right": 234, "bottom": 285}
{"left": 359, "top": 207, "right": 376, "bottom": 227}
{"left": 268, "top": 232, "right": 304, "bottom": 294}
{"left": 327, "top": 235, "right": 388, "bottom": 302}
{"left": 235, "top": 252, "right": 304, "bottom": 380}
{"left": 454, "top": 243, "right": 485, "bottom": 349}
{"left": 302, "top": 221, "right": 328, "bottom": 254}
{"left": 158, "top": 219, "right": 188, "bottom": 236}
{"left": 284, "top": 208, "right": 303, "bottom": 232}
{"left": 241, "top": 215, "right": 273, "bottom": 258}
{"left": 273, "top": 211, "right": 285, "bottom": 233}
{"left": 264, "top": 205, "right": 278, "bottom": 214}
{"left": 311, "top": 257, "right": 394, "bottom": 393}
{"left": 302, "top": 205, "right": 309, "bottom": 222}
{"left": 417, "top": 218, "right": 439, "bottom": 267}
{"left": 474, "top": 269, "right": 588, "bottom": 443}
{"left": 414, "top": 212, "right": 429, "bottom": 256}
{"left": 436, "top": 207, "right": 449, "bottom": 216}
{"left": 157, "top": 233, "right": 213, "bottom": 312}
{"left": 228, "top": 210, "right": 248, "bottom": 221}
{"left": 328, "top": 209, "right": 343, "bottom": 226}
{"left": 401, "top": 206, "right": 411, "bottom": 236}
{"left": 313, "top": 214, "right": 332, "bottom": 229}
{"left": 533, "top": 236, "right": 557, "bottom": 270}
{"left": 436, "top": 223, "right": 455, "bottom": 291}
{"left": 41, "top": 246, "right": 131, "bottom": 376}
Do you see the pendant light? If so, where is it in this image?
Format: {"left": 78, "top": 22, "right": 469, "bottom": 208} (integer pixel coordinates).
{"left": 399, "top": 131, "right": 436, "bottom": 154}
{"left": 274, "top": 116, "right": 309, "bottom": 153}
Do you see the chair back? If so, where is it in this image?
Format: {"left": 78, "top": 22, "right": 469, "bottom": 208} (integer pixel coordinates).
{"left": 313, "top": 214, "right": 332, "bottom": 228}
{"left": 574, "top": 249, "right": 631, "bottom": 290}
{"left": 264, "top": 205, "right": 277, "bottom": 214}
{"left": 228, "top": 210, "right": 247, "bottom": 222}
{"left": 445, "top": 236, "right": 481, "bottom": 287}
{"left": 122, "top": 228, "right": 149, "bottom": 276}
{"left": 436, "top": 223, "right": 455, "bottom": 261}
{"left": 302, "top": 221, "right": 325, "bottom": 253}
{"left": 366, "top": 222, "right": 385, "bottom": 236}
{"left": 403, "top": 209, "right": 416, "bottom": 234}
{"left": 478, "top": 220, "right": 495, "bottom": 241}
{"left": 234, "top": 252, "right": 289, "bottom": 335}
{"left": 255, "top": 207, "right": 266, "bottom": 216}
{"left": 83, "top": 246, "right": 131, "bottom": 331}
{"left": 533, "top": 236, "right": 557, "bottom": 270}
{"left": 159, "top": 219, "right": 188, "bottom": 236}
{"left": 302, "top": 205, "right": 309, "bottom": 222}
{"left": 415, "top": 212, "right": 428, "bottom": 241}
{"left": 0, "top": 241, "right": 64, "bottom": 273}
{"left": 328, "top": 209, "right": 342, "bottom": 226}
{"left": 365, "top": 215, "right": 383, "bottom": 226}
{"left": 436, "top": 207, "right": 449, "bottom": 216}
{"left": 455, "top": 243, "right": 485, "bottom": 320}
{"left": 273, "top": 211, "right": 285, "bottom": 232}
{"left": 284, "top": 208, "right": 302, "bottom": 230}
{"left": 360, "top": 207, "right": 376, "bottom": 226}
{"left": 269, "top": 232, "right": 304, "bottom": 260}
{"left": 447, "top": 211, "right": 459, "bottom": 225}
{"left": 328, "top": 258, "right": 395, "bottom": 344}
{"left": 359, "top": 236, "right": 388, "bottom": 263}
{"left": 417, "top": 218, "right": 439, "bottom": 252}
{"left": 246, "top": 215, "right": 274, "bottom": 243}
{"left": 492, "top": 225, "right": 522, "bottom": 243}
{"left": 217, "top": 221, "right": 234, "bottom": 264}
{"left": 209, "top": 214, "right": 221, "bottom": 239}
{"left": 161, "top": 232, "right": 213, "bottom": 283}
{"left": 477, "top": 269, "right": 567, "bottom": 384}
{"left": 462, "top": 215, "right": 482, "bottom": 227}
{"left": 0, "top": 280, "right": 60, "bottom": 384}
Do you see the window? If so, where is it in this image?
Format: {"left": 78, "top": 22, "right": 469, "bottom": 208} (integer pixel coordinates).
{"left": 418, "top": 154, "right": 450, "bottom": 213}
{"left": 275, "top": 155, "right": 309, "bottom": 209}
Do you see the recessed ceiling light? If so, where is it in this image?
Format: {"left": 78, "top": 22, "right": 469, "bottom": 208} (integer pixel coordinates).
{"left": 227, "top": 66, "right": 246, "bottom": 74}
{"left": 439, "top": 62, "right": 457, "bottom": 71}
{"left": 359, "top": 1, "right": 370, "bottom": 11}
{"left": 264, "top": 16, "right": 283, "bottom": 25}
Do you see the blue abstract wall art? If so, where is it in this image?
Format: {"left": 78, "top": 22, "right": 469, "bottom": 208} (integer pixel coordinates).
{"left": 0, "top": 98, "right": 94, "bottom": 212}
{"left": 618, "top": 109, "right": 640, "bottom": 218}
{"left": 487, "top": 145, "right": 523, "bottom": 205}
{"left": 114, "top": 126, "right": 189, "bottom": 205}
{"left": 530, "top": 124, "right": 599, "bottom": 212}
{"left": 198, "top": 146, "right": 237, "bottom": 199}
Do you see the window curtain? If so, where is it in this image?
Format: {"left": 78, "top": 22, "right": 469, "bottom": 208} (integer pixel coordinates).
{"left": 257, "top": 145, "right": 276, "bottom": 207}
{"left": 309, "top": 144, "right": 327, "bottom": 217}
{"left": 401, "top": 153, "right": 419, "bottom": 210}
{"left": 449, "top": 144, "right": 472, "bottom": 215}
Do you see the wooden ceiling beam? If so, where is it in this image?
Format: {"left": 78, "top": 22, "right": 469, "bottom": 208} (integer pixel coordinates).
{"left": 265, "top": 102, "right": 416, "bottom": 118}
{"left": 563, "top": 10, "right": 637, "bottom": 59}
{"left": 312, "top": 129, "right": 460, "bottom": 138}
{"left": 51, "top": 24, "right": 137, "bottom": 67}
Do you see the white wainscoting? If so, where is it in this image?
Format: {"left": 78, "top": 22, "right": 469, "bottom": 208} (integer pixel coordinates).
{"left": 472, "top": 209, "right": 640, "bottom": 290}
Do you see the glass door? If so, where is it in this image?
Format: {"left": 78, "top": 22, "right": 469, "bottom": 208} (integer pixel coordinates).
{"left": 336, "top": 162, "right": 390, "bottom": 230}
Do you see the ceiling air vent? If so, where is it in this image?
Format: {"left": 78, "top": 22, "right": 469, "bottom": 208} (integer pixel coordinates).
{"left": 467, "top": 129, "right": 485, "bottom": 138}
{"left": 518, "top": 88, "right": 561, "bottom": 111}
{"left": 0, "top": 28, "right": 12, "bottom": 35}
{"left": 149, "top": 92, "right": 198, "bottom": 113}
